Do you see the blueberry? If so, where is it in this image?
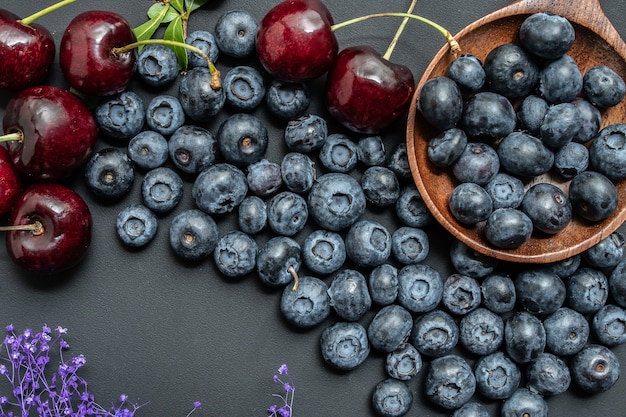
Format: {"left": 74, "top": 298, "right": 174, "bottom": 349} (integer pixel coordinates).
{"left": 484, "top": 173, "right": 525, "bottom": 209}
{"left": 116, "top": 204, "right": 158, "bottom": 248}
{"left": 320, "top": 321, "right": 370, "bottom": 371}
{"left": 169, "top": 209, "right": 218, "bottom": 261}
{"left": 385, "top": 343, "right": 422, "bottom": 381}
{"left": 500, "top": 388, "right": 548, "bottom": 417}
{"left": 448, "top": 182, "right": 493, "bottom": 225}
{"left": 410, "top": 309, "right": 459, "bottom": 357}
{"left": 539, "top": 102, "right": 582, "bottom": 149}
{"left": 583, "top": 64, "right": 626, "bottom": 108}
{"left": 569, "top": 171, "right": 619, "bottom": 222}
{"left": 368, "top": 264, "right": 399, "bottom": 306}
{"left": 84, "top": 147, "right": 134, "bottom": 200}
{"left": 327, "top": 269, "right": 372, "bottom": 321}
{"left": 307, "top": 173, "right": 366, "bottom": 232}
{"left": 128, "top": 130, "right": 169, "bottom": 171}
{"left": 371, "top": 378, "right": 413, "bottom": 417}
{"left": 589, "top": 123, "right": 626, "bottom": 180}
{"left": 213, "top": 230, "right": 258, "bottom": 278}
{"left": 141, "top": 167, "right": 184, "bottom": 214}
{"left": 451, "top": 142, "right": 499, "bottom": 185}
{"left": 185, "top": 30, "right": 219, "bottom": 68}
{"left": 521, "top": 182, "right": 572, "bottom": 234}
{"left": 447, "top": 54, "right": 485, "bottom": 93}
{"left": 319, "top": 133, "right": 358, "bottom": 173}
{"left": 284, "top": 114, "right": 328, "bottom": 153}
{"left": 223, "top": 65, "right": 265, "bottom": 111}
{"left": 417, "top": 76, "right": 463, "bottom": 130}
{"left": 504, "top": 311, "right": 546, "bottom": 364}
{"left": 424, "top": 354, "right": 475, "bottom": 410}
{"left": 397, "top": 264, "right": 443, "bottom": 314}
{"left": 459, "top": 307, "right": 504, "bottom": 356}
{"left": 461, "top": 91, "right": 516, "bottom": 140}
{"left": 192, "top": 163, "right": 248, "bottom": 214}
{"left": 385, "top": 143, "right": 412, "bottom": 183}
{"left": 543, "top": 307, "right": 589, "bottom": 356}
{"left": 217, "top": 113, "right": 268, "bottom": 166}
{"left": 237, "top": 196, "right": 267, "bottom": 235}
{"left": 395, "top": 185, "right": 433, "bottom": 228}
{"left": 265, "top": 79, "right": 310, "bottom": 120}
{"left": 427, "top": 127, "right": 467, "bottom": 167}
{"left": 367, "top": 304, "right": 413, "bottom": 353}
{"left": 451, "top": 402, "right": 489, "bottom": 417}
{"left": 544, "top": 254, "right": 581, "bottom": 279}
{"left": 497, "top": 131, "right": 554, "bottom": 177}
{"left": 481, "top": 273, "right": 517, "bottom": 314}
{"left": 281, "top": 152, "right": 316, "bottom": 194}
{"left": 610, "top": 259, "right": 626, "bottom": 308}
{"left": 266, "top": 191, "right": 308, "bottom": 237}
{"left": 566, "top": 267, "right": 609, "bottom": 314}
{"left": 517, "top": 95, "right": 549, "bottom": 136}
{"left": 214, "top": 10, "right": 258, "bottom": 58}
{"left": 583, "top": 232, "right": 625, "bottom": 269}
{"left": 519, "top": 12, "right": 575, "bottom": 59}
{"left": 145, "top": 94, "right": 185, "bottom": 136}
{"left": 136, "top": 43, "right": 179, "bottom": 87}
{"left": 168, "top": 125, "right": 218, "bottom": 175}
{"left": 302, "top": 229, "right": 346, "bottom": 275}
{"left": 357, "top": 135, "right": 386, "bottom": 167}
{"left": 515, "top": 268, "right": 566, "bottom": 316}
{"left": 280, "top": 275, "right": 330, "bottom": 329}
{"left": 179, "top": 66, "right": 226, "bottom": 121}
{"left": 361, "top": 166, "right": 400, "bottom": 207}
{"left": 592, "top": 304, "right": 626, "bottom": 347}
{"left": 391, "top": 227, "right": 429, "bottom": 265}
{"left": 256, "top": 236, "right": 301, "bottom": 288}
{"left": 94, "top": 91, "right": 145, "bottom": 140}
{"left": 246, "top": 159, "right": 282, "bottom": 197}
{"left": 554, "top": 141, "right": 589, "bottom": 179}
{"left": 570, "top": 344, "right": 621, "bottom": 393}
{"left": 474, "top": 351, "right": 521, "bottom": 400}
{"left": 538, "top": 54, "right": 582, "bottom": 103}
{"left": 484, "top": 43, "right": 539, "bottom": 99}
{"left": 528, "top": 352, "right": 572, "bottom": 396}
{"left": 442, "top": 273, "right": 481, "bottom": 315}
{"left": 572, "top": 97, "right": 602, "bottom": 143}
{"left": 345, "top": 219, "right": 392, "bottom": 267}
{"left": 450, "top": 239, "right": 498, "bottom": 279}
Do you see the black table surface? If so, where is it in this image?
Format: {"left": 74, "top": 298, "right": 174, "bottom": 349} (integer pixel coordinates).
{"left": 2, "top": 0, "right": 626, "bottom": 416}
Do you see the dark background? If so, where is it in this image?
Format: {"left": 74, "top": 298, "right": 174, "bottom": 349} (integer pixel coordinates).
{"left": 1, "top": 0, "right": 626, "bottom": 416}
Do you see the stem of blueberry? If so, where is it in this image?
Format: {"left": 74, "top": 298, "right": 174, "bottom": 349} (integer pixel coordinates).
{"left": 384, "top": 0, "right": 418, "bottom": 60}
{"left": 111, "top": 39, "right": 221, "bottom": 89}
{"left": 19, "top": 0, "right": 79, "bottom": 26}
{"left": 0, "top": 222, "right": 44, "bottom": 236}
{"left": 331, "top": 12, "right": 460, "bottom": 54}
{"left": 287, "top": 265, "right": 299, "bottom": 292}
{"left": 0, "top": 131, "right": 23, "bottom": 144}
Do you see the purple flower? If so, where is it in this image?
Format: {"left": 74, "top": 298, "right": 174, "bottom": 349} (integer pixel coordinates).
{"left": 267, "top": 364, "right": 295, "bottom": 417}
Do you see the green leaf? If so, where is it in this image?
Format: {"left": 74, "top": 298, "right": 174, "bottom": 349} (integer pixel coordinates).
{"left": 134, "top": 4, "right": 170, "bottom": 42}
{"left": 147, "top": 3, "right": 167, "bottom": 19}
{"left": 164, "top": 16, "right": 188, "bottom": 70}
{"left": 162, "top": 7, "right": 180, "bottom": 23}
{"left": 170, "top": 0, "right": 185, "bottom": 13}
{"left": 185, "top": 0, "right": 210, "bottom": 13}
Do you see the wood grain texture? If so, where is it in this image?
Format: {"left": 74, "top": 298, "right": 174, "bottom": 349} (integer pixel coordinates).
{"left": 406, "top": 0, "right": 626, "bottom": 263}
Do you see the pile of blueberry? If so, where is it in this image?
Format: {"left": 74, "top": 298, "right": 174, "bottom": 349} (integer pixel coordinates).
{"left": 77, "top": 6, "right": 626, "bottom": 417}
{"left": 419, "top": 12, "right": 626, "bottom": 249}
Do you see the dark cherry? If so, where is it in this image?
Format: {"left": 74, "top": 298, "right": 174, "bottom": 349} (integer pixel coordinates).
{"left": 2, "top": 85, "right": 98, "bottom": 181}
{"left": 59, "top": 10, "right": 136, "bottom": 96}
{"left": 256, "top": 0, "right": 338, "bottom": 82}
{"left": 325, "top": 45, "right": 415, "bottom": 134}
{"left": 0, "top": 9, "right": 55, "bottom": 91}
{"left": 5, "top": 183, "right": 92, "bottom": 274}
{"left": 0, "top": 146, "right": 23, "bottom": 217}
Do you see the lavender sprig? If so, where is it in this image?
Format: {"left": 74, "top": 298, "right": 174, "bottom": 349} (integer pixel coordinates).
{"left": 267, "top": 364, "right": 295, "bottom": 417}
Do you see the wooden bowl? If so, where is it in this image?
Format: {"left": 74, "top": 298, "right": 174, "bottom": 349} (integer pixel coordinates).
{"left": 406, "top": 0, "right": 626, "bottom": 263}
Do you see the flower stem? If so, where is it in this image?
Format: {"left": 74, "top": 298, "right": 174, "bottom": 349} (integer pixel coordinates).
{"left": 20, "top": 0, "right": 79, "bottom": 26}
{"left": 287, "top": 266, "right": 299, "bottom": 292}
{"left": 331, "top": 12, "right": 460, "bottom": 54}
{"left": 0, "top": 222, "right": 44, "bottom": 236}
{"left": 112, "top": 39, "right": 221, "bottom": 89}
{"left": 384, "top": 0, "right": 418, "bottom": 60}
{"left": 0, "top": 132, "right": 23, "bottom": 144}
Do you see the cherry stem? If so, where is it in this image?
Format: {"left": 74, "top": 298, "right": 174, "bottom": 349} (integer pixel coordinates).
{"left": 112, "top": 39, "right": 221, "bottom": 89}
{"left": 0, "top": 131, "right": 23, "bottom": 144}
{"left": 20, "top": 0, "right": 78, "bottom": 26}
{"left": 287, "top": 265, "right": 299, "bottom": 292}
{"left": 384, "top": 0, "right": 418, "bottom": 60}
{"left": 332, "top": 12, "right": 461, "bottom": 54}
{"left": 0, "top": 221, "right": 44, "bottom": 236}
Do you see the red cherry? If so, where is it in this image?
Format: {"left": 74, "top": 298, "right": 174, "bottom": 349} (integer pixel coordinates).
{"left": 5, "top": 183, "right": 92, "bottom": 274}
{"left": 325, "top": 45, "right": 415, "bottom": 134}
{"left": 256, "top": 0, "right": 338, "bottom": 82}
{"left": 2, "top": 85, "right": 98, "bottom": 181}
{"left": 0, "top": 9, "right": 55, "bottom": 91}
{"left": 59, "top": 10, "right": 136, "bottom": 96}
{"left": 0, "top": 146, "right": 23, "bottom": 217}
